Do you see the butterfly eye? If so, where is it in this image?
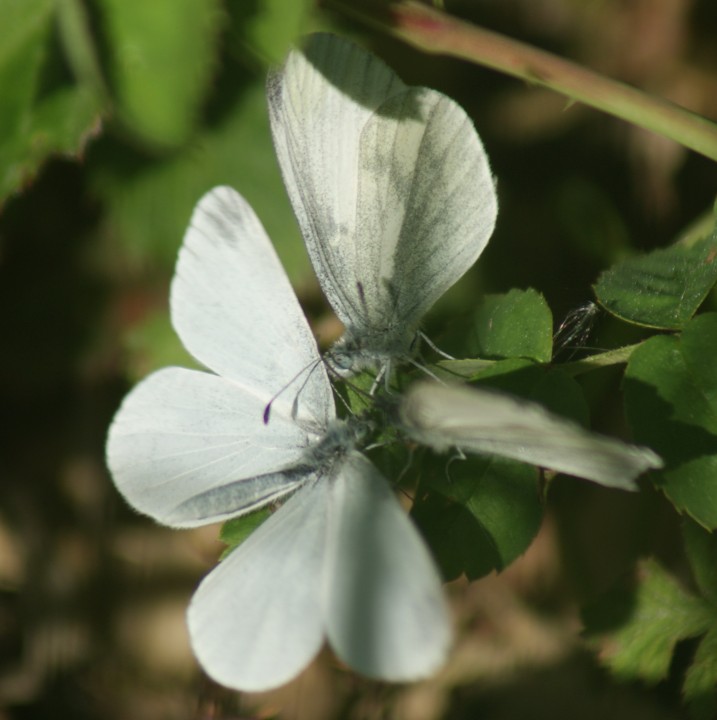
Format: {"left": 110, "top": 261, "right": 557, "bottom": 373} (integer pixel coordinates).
{"left": 334, "top": 353, "right": 352, "bottom": 368}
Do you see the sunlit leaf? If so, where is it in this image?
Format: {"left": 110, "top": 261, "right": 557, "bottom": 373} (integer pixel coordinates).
{"left": 594, "top": 229, "right": 717, "bottom": 330}
{"left": 684, "top": 627, "right": 717, "bottom": 720}
{"left": 220, "top": 507, "right": 272, "bottom": 558}
{"left": 470, "top": 288, "right": 553, "bottom": 362}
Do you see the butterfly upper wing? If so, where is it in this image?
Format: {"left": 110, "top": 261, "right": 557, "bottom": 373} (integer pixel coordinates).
{"left": 107, "top": 186, "right": 334, "bottom": 527}
{"left": 352, "top": 88, "right": 497, "bottom": 335}
{"left": 268, "top": 33, "right": 406, "bottom": 333}
{"left": 187, "top": 478, "right": 328, "bottom": 692}
{"left": 106, "top": 367, "right": 317, "bottom": 527}
{"left": 269, "top": 34, "right": 497, "bottom": 352}
{"left": 172, "top": 185, "right": 333, "bottom": 428}
{"left": 401, "top": 382, "right": 663, "bottom": 490}
{"left": 325, "top": 452, "right": 450, "bottom": 680}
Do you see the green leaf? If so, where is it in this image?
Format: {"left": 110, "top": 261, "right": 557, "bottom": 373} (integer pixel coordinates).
{"left": 583, "top": 558, "right": 712, "bottom": 683}
{"left": 528, "top": 368, "right": 590, "bottom": 427}
{"left": 624, "top": 313, "right": 717, "bottom": 528}
{"left": 470, "top": 288, "right": 553, "bottom": 362}
{"left": 412, "top": 454, "right": 543, "bottom": 581}
{"left": 0, "top": 0, "right": 102, "bottom": 201}
{"left": 594, "top": 229, "right": 717, "bottom": 330}
{"left": 684, "top": 627, "right": 717, "bottom": 720}
{"left": 219, "top": 507, "right": 272, "bottom": 558}
{"left": 411, "top": 495, "right": 495, "bottom": 581}
{"left": 228, "top": 0, "right": 313, "bottom": 65}
{"left": 684, "top": 519, "right": 717, "bottom": 603}
{"left": 95, "top": 0, "right": 222, "bottom": 148}
{"left": 464, "top": 357, "right": 543, "bottom": 392}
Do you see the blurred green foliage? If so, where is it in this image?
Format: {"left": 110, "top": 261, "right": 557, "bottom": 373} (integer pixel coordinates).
{"left": 2, "top": 1, "right": 717, "bottom": 718}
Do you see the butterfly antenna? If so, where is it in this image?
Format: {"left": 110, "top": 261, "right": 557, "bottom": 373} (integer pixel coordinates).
{"left": 369, "top": 362, "right": 388, "bottom": 395}
{"left": 325, "top": 362, "right": 378, "bottom": 416}
{"left": 406, "top": 356, "right": 447, "bottom": 386}
{"left": 419, "top": 330, "right": 455, "bottom": 360}
{"left": 444, "top": 447, "right": 467, "bottom": 484}
{"left": 394, "top": 442, "right": 418, "bottom": 486}
{"left": 290, "top": 357, "right": 326, "bottom": 421}
{"left": 330, "top": 382, "right": 354, "bottom": 415}
{"left": 263, "top": 358, "right": 323, "bottom": 424}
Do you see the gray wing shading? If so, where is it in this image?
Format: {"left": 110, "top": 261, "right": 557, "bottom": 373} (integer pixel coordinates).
{"left": 353, "top": 88, "right": 497, "bottom": 333}
{"left": 106, "top": 367, "right": 316, "bottom": 527}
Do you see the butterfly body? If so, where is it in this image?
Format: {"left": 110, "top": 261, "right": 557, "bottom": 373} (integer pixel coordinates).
{"left": 107, "top": 183, "right": 451, "bottom": 691}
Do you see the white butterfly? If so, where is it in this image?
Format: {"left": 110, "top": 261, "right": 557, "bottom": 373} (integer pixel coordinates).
{"left": 106, "top": 187, "right": 450, "bottom": 691}
{"left": 267, "top": 33, "right": 498, "bottom": 376}
{"left": 399, "top": 381, "right": 663, "bottom": 490}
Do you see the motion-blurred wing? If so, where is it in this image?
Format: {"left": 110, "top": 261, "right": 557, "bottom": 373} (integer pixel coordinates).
{"left": 400, "top": 381, "right": 663, "bottom": 490}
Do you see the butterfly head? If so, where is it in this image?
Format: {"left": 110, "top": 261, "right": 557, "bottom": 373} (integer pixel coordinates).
{"left": 325, "top": 326, "right": 417, "bottom": 380}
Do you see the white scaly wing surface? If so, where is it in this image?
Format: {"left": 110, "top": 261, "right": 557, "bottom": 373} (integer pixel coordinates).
{"left": 107, "top": 367, "right": 315, "bottom": 527}
{"left": 187, "top": 478, "right": 328, "bottom": 692}
{"left": 268, "top": 34, "right": 497, "bottom": 364}
{"left": 400, "top": 381, "right": 663, "bottom": 490}
{"left": 107, "top": 186, "right": 333, "bottom": 526}
{"left": 326, "top": 452, "right": 451, "bottom": 680}
{"left": 172, "top": 185, "right": 332, "bottom": 427}
{"left": 188, "top": 452, "right": 451, "bottom": 691}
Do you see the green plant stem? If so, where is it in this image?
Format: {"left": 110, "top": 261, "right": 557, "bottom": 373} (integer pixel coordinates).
{"left": 326, "top": 0, "right": 717, "bottom": 162}
{"left": 560, "top": 343, "right": 643, "bottom": 376}
{"left": 434, "top": 343, "right": 642, "bottom": 380}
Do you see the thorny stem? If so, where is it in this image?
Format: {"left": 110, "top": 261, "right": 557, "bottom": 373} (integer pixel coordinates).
{"left": 326, "top": 0, "right": 717, "bottom": 163}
